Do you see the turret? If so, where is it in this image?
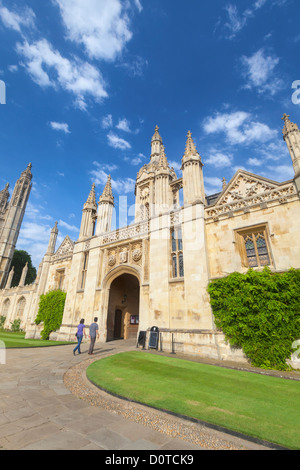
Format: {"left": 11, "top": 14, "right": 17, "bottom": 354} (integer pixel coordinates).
{"left": 95, "top": 175, "right": 114, "bottom": 235}
{"left": 79, "top": 183, "right": 97, "bottom": 240}
{"left": 151, "top": 125, "right": 163, "bottom": 162}
{"left": 0, "top": 163, "right": 32, "bottom": 289}
{"left": 282, "top": 113, "right": 300, "bottom": 195}
{"left": 282, "top": 113, "right": 300, "bottom": 175}
{"left": 181, "top": 131, "right": 205, "bottom": 205}
{"left": 0, "top": 183, "right": 9, "bottom": 215}
{"left": 46, "top": 221, "right": 58, "bottom": 255}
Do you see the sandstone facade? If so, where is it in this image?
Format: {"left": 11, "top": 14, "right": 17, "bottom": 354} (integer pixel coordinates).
{"left": 1, "top": 114, "right": 300, "bottom": 363}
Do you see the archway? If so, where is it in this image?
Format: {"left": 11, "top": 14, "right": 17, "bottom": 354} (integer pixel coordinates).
{"left": 107, "top": 273, "right": 140, "bottom": 341}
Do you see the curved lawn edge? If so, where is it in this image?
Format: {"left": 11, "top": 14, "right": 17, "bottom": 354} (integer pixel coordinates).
{"left": 86, "top": 352, "right": 290, "bottom": 450}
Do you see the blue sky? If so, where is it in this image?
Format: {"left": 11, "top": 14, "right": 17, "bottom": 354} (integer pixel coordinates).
{"left": 0, "top": 0, "right": 299, "bottom": 268}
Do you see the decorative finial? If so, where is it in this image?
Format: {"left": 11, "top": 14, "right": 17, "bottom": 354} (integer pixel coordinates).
{"left": 99, "top": 174, "right": 114, "bottom": 204}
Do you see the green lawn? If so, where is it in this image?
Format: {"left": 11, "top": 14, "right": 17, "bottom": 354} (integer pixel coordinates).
{"left": 87, "top": 351, "right": 300, "bottom": 450}
{"left": 0, "top": 330, "right": 73, "bottom": 348}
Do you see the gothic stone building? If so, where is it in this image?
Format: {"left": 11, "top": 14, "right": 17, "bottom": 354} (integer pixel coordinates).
{"left": 1, "top": 114, "right": 300, "bottom": 362}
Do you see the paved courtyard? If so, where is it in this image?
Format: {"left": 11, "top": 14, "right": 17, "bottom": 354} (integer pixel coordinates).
{"left": 0, "top": 339, "right": 272, "bottom": 451}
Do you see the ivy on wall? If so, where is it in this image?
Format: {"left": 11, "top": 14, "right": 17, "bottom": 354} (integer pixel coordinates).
{"left": 35, "top": 290, "right": 66, "bottom": 340}
{"left": 207, "top": 267, "right": 300, "bottom": 370}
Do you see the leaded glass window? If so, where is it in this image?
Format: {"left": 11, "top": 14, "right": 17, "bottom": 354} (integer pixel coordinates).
{"left": 80, "top": 252, "right": 89, "bottom": 289}
{"left": 241, "top": 229, "right": 271, "bottom": 268}
{"left": 171, "top": 227, "right": 184, "bottom": 278}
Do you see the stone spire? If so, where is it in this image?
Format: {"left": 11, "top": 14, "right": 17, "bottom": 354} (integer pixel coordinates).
{"left": 0, "top": 164, "right": 32, "bottom": 289}
{"left": 5, "top": 266, "right": 14, "bottom": 289}
{"left": 21, "top": 163, "right": 32, "bottom": 178}
{"left": 0, "top": 183, "right": 9, "bottom": 214}
{"left": 182, "top": 131, "right": 202, "bottom": 166}
{"left": 181, "top": 131, "right": 205, "bottom": 204}
{"left": 282, "top": 113, "right": 300, "bottom": 175}
{"left": 151, "top": 125, "right": 163, "bottom": 161}
{"left": 96, "top": 175, "right": 115, "bottom": 236}
{"left": 47, "top": 221, "right": 58, "bottom": 255}
{"left": 158, "top": 145, "right": 168, "bottom": 169}
{"left": 85, "top": 183, "right": 97, "bottom": 208}
{"left": 98, "top": 175, "right": 114, "bottom": 205}
{"left": 79, "top": 183, "right": 97, "bottom": 240}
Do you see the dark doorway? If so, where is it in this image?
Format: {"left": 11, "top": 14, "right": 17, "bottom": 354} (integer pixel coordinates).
{"left": 107, "top": 273, "right": 140, "bottom": 341}
{"left": 114, "top": 309, "right": 123, "bottom": 339}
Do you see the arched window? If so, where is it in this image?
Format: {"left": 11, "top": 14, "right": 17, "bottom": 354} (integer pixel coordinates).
{"left": 2, "top": 298, "right": 10, "bottom": 317}
{"left": 16, "top": 297, "right": 26, "bottom": 318}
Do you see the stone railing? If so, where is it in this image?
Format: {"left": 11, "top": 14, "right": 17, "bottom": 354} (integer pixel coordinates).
{"left": 99, "top": 220, "right": 149, "bottom": 246}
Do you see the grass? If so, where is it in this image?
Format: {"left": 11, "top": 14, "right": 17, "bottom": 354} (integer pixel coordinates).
{"left": 86, "top": 350, "right": 300, "bottom": 450}
{"left": 0, "top": 330, "right": 73, "bottom": 348}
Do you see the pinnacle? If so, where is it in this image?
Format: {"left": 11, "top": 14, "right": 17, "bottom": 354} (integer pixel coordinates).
{"left": 151, "top": 125, "right": 162, "bottom": 142}
{"left": 86, "top": 183, "right": 97, "bottom": 206}
{"left": 99, "top": 175, "right": 114, "bottom": 204}
{"left": 184, "top": 131, "right": 199, "bottom": 158}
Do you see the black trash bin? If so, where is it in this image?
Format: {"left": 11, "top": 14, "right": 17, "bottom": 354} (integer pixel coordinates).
{"left": 148, "top": 326, "right": 159, "bottom": 350}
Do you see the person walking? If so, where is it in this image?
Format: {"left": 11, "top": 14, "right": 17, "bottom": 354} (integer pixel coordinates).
{"left": 73, "top": 319, "right": 86, "bottom": 355}
{"left": 88, "top": 317, "right": 99, "bottom": 355}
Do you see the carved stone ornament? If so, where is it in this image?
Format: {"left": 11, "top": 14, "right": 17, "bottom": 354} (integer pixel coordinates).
{"left": 108, "top": 254, "right": 116, "bottom": 266}
{"left": 132, "top": 248, "right": 142, "bottom": 262}
{"left": 119, "top": 251, "right": 128, "bottom": 264}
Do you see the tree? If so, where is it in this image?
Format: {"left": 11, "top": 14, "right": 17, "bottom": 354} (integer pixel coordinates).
{"left": 10, "top": 250, "right": 37, "bottom": 287}
{"left": 35, "top": 290, "right": 66, "bottom": 340}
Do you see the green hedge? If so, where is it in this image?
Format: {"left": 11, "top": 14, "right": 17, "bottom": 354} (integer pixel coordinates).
{"left": 35, "top": 290, "right": 66, "bottom": 340}
{"left": 207, "top": 267, "right": 300, "bottom": 370}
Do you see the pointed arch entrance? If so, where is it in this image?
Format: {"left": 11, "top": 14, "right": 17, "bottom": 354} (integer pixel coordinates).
{"left": 106, "top": 272, "right": 140, "bottom": 341}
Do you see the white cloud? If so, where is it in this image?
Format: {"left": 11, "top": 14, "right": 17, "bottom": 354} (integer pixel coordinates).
{"left": 107, "top": 131, "right": 131, "bottom": 150}
{"left": 8, "top": 64, "right": 18, "bottom": 73}
{"left": 204, "top": 177, "right": 223, "bottom": 195}
{"left": 53, "top": 0, "right": 136, "bottom": 61}
{"left": 16, "top": 38, "right": 108, "bottom": 109}
{"left": 264, "top": 164, "right": 294, "bottom": 182}
{"left": 118, "top": 55, "right": 148, "bottom": 77}
{"left": 58, "top": 219, "right": 79, "bottom": 232}
{"left": 116, "top": 118, "right": 132, "bottom": 133}
{"left": 203, "top": 111, "right": 277, "bottom": 145}
{"left": 124, "top": 155, "right": 142, "bottom": 166}
{"left": 50, "top": 121, "right": 70, "bottom": 133}
{"left": 221, "top": 1, "right": 268, "bottom": 39}
{"left": 133, "top": 0, "right": 143, "bottom": 13}
{"left": 247, "top": 157, "right": 262, "bottom": 166}
{"left": 90, "top": 162, "right": 135, "bottom": 194}
{"left": 101, "top": 114, "right": 113, "bottom": 129}
{"left": 169, "top": 160, "right": 181, "bottom": 172}
{"left": 241, "top": 48, "right": 283, "bottom": 95}
{"left": 0, "top": 3, "right": 36, "bottom": 33}
{"left": 205, "top": 151, "right": 233, "bottom": 168}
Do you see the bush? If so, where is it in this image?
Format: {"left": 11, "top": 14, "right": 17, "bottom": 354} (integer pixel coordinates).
{"left": 35, "top": 290, "right": 66, "bottom": 340}
{"left": 207, "top": 267, "right": 300, "bottom": 370}
{"left": 11, "top": 318, "right": 22, "bottom": 332}
{"left": 0, "top": 315, "right": 6, "bottom": 329}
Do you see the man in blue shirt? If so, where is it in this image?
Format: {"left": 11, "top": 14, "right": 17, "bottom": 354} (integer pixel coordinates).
{"left": 88, "top": 317, "right": 99, "bottom": 355}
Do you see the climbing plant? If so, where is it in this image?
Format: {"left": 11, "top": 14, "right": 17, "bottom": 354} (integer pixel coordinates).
{"left": 35, "top": 290, "right": 66, "bottom": 340}
{"left": 207, "top": 267, "right": 300, "bottom": 370}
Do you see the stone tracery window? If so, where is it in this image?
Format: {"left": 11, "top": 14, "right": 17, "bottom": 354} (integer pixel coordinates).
{"left": 16, "top": 297, "right": 26, "bottom": 318}
{"left": 236, "top": 225, "right": 272, "bottom": 268}
{"left": 80, "top": 252, "right": 89, "bottom": 290}
{"left": 2, "top": 298, "right": 10, "bottom": 317}
{"left": 171, "top": 227, "right": 184, "bottom": 278}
